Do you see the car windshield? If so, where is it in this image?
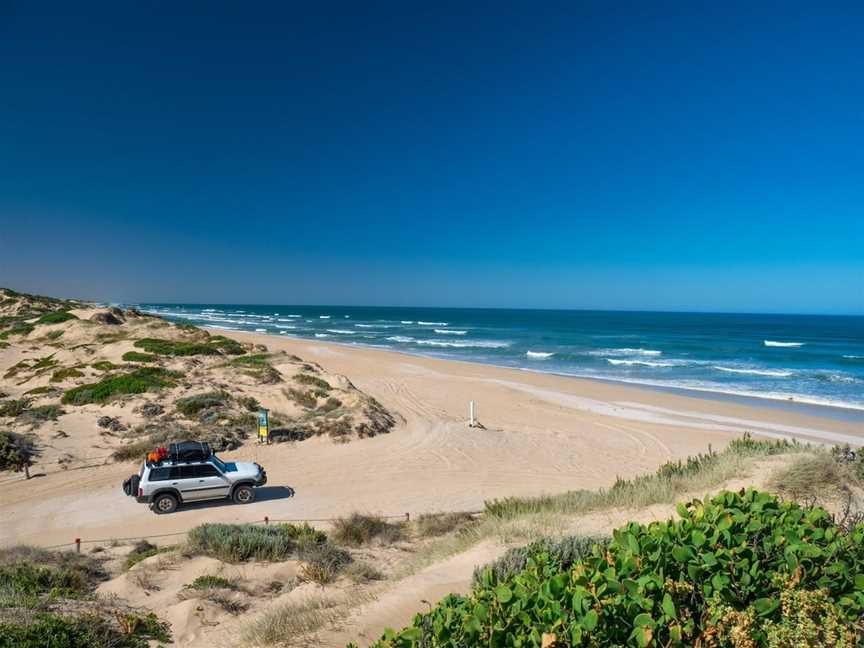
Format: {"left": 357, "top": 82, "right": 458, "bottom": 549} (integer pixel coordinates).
{"left": 210, "top": 455, "right": 227, "bottom": 472}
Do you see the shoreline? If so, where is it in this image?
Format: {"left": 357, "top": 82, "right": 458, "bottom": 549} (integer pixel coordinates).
{"left": 211, "top": 327, "right": 864, "bottom": 425}
{"left": 219, "top": 328, "right": 864, "bottom": 448}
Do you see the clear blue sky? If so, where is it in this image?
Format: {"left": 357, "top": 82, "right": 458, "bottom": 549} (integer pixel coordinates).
{"left": 1, "top": 2, "right": 862, "bottom": 314}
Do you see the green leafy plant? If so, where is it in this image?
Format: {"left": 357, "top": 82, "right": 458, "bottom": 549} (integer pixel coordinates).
{"left": 35, "top": 311, "right": 78, "bottom": 325}
{"left": 121, "top": 351, "right": 157, "bottom": 363}
{"left": 362, "top": 490, "right": 864, "bottom": 647}
{"left": 61, "top": 367, "right": 179, "bottom": 405}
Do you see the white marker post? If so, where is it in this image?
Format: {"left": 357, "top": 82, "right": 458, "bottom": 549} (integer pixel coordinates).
{"left": 469, "top": 400, "right": 475, "bottom": 427}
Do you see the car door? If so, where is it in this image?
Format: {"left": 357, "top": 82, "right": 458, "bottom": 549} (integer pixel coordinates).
{"left": 184, "top": 463, "right": 231, "bottom": 501}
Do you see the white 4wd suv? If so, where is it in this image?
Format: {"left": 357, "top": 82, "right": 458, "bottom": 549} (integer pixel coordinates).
{"left": 122, "top": 442, "right": 267, "bottom": 514}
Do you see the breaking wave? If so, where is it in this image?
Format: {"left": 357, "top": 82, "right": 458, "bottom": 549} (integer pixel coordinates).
{"left": 526, "top": 351, "right": 554, "bottom": 359}
{"left": 713, "top": 366, "right": 793, "bottom": 377}
{"left": 764, "top": 340, "right": 804, "bottom": 348}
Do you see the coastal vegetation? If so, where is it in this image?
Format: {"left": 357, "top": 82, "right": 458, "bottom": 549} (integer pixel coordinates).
{"left": 0, "top": 545, "right": 170, "bottom": 648}
{"left": 361, "top": 489, "right": 864, "bottom": 647}
{"left": 61, "top": 367, "right": 180, "bottom": 405}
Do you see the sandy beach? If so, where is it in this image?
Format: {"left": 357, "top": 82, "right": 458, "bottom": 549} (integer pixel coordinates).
{"left": 1, "top": 328, "right": 860, "bottom": 550}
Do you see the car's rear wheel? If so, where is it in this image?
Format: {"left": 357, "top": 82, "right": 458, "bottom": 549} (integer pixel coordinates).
{"left": 152, "top": 493, "right": 178, "bottom": 514}
{"left": 233, "top": 485, "right": 255, "bottom": 504}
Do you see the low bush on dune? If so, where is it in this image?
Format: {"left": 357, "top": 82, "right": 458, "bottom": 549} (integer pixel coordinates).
{"left": 18, "top": 404, "right": 64, "bottom": 423}
{"left": 331, "top": 513, "right": 404, "bottom": 547}
{"left": 416, "top": 511, "right": 478, "bottom": 538}
{"left": 175, "top": 391, "right": 230, "bottom": 418}
{"left": 90, "top": 360, "right": 119, "bottom": 371}
{"left": 35, "top": 310, "right": 77, "bottom": 325}
{"left": 294, "top": 373, "right": 331, "bottom": 391}
{"left": 110, "top": 439, "right": 151, "bottom": 462}
{"left": 0, "top": 546, "right": 107, "bottom": 598}
{"left": 50, "top": 366, "right": 84, "bottom": 382}
{"left": 133, "top": 334, "right": 245, "bottom": 357}
{"left": 362, "top": 489, "right": 864, "bottom": 647}
{"left": 121, "top": 351, "right": 157, "bottom": 363}
{"left": 61, "top": 367, "right": 180, "bottom": 405}
{"left": 0, "top": 398, "right": 30, "bottom": 417}
{"left": 0, "top": 431, "right": 37, "bottom": 470}
{"left": 0, "top": 612, "right": 170, "bottom": 648}
{"left": 186, "top": 522, "right": 327, "bottom": 562}
{"left": 186, "top": 574, "right": 237, "bottom": 591}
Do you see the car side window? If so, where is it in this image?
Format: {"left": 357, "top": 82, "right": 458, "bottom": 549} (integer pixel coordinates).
{"left": 178, "top": 465, "right": 198, "bottom": 479}
{"left": 149, "top": 467, "right": 171, "bottom": 481}
{"left": 197, "top": 464, "right": 221, "bottom": 478}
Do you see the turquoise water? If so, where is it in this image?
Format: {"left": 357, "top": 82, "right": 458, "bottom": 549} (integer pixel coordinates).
{"left": 137, "top": 304, "right": 864, "bottom": 413}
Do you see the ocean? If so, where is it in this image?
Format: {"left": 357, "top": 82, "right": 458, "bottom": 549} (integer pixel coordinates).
{"left": 136, "top": 304, "right": 864, "bottom": 414}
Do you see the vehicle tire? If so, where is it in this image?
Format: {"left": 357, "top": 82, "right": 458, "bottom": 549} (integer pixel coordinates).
{"left": 152, "top": 493, "right": 178, "bottom": 514}
{"left": 233, "top": 485, "right": 255, "bottom": 505}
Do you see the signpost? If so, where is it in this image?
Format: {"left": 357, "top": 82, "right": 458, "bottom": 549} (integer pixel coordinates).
{"left": 257, "top": 408, "right": 270, "bottom": 444}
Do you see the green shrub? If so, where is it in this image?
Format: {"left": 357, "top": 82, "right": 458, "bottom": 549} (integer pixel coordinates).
{"left": 50, "top": 367, "right": 84, "bottom": 382}
{"left": 0, "top": 546, "right": 106, "bottom": 596}
{"left": 35, "top": 311, "right": 77, "bottom": 325}
{"left": 230, "top": 354, "right": 271, "bottom": 367}
{"left": 0, "top": 398, "right": 30, "bottom": 417}
{"left": 61, "top": 367, "right": 179, "bottom": 405}
{"left": 319, "top": 397, "right": 343, "bottom": 413}
{"left": 175, "top": 391, "right": 229, "bottom": 418}
{"left": 0, "top": 432, "right": 37, "bottom": 470}
{"left": 90, "top": 361, "right": 118, "bottom": 371}
{"left": 331, "top": 514, "right": 404, "bottom": 547}
{"left": 186, "top": 523, "right": 326, "bottom": 562}
{"left": 20, "top": 404, "right": 64, "bottom": 422}
{"left": 23, "top": 385, "right": 58, "bottom": 396}
{"left": 186, "top": 574, "right": 237, "bottom": 590}
{"left": 121, "top": 351, "right": 157, "bottom": 363}
{"left": 0, "top": 321, "right": 34, "bottom": 339}
{"left": 295, "top": 374, "right": 331, "bottom": 391}
{"left": 365, "top": 490, "right": 864, "bottom": 647}
{"left": 133, "top": 334, "right": 245, "bottom": 357}
{"left": 0, "top": 611, "right": 170, "bottom": 648}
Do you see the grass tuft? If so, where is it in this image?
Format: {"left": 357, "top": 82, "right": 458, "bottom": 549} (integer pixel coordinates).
{"left": 331, "top": 513, "right": 404, "bottom": 547}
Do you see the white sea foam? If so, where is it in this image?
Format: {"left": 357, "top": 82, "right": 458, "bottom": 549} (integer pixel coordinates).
{"left": 355, "top": 323, "right": 396, "bottom": 328}
{"left": 255, "top": 328, "right": 267, "bottom": 332}
{"left": 526, "top": 351, "right": 554, "bottom": 359}
{"left": 327, "top": 329, "right": 354, "bottom": 334}
{"left": 202, "top": 308, "right": 217, "bottom": 312}
{"left": 842, "top": 355, "right": 863, "bottom": 360}
{"left": 589, "top": 348, "right": 662, "bottom": 357}
{"left": 275, "top": 325, "right": 296, "bottom": 329}
{"left": 288, "top": 315, "right": 301, "bottom": 318}
{"left": 416, "top": 339, "right": 510, "bottom": 348}
{"left": 418, "top": 321, "right": 448, "bottom": 326}
{"left": 277, "top": 318, "right": 295, "bottom": 322}
{"left": 764, "top": 340, "right": 804, "bottom": 347}
{"left": 319, "top": 315, "right": 331, "bottom": 319}
{"left": 713, "top": 366, "right": 793, "bottom": 377}
{"left": 315, "top": 333, "right": 330, "bottom": 338}
{"left": 386, "top": 336, "right": 414, "bottom": 343}
{"left": 607, "top": 359, "right": 676, "bottom": 368}
{"left": 435, "top": 329, "right": 467, "bottom": 335}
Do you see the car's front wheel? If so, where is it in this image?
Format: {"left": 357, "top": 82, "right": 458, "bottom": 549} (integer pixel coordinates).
{"left": 233, "top": 485, "right": 255, "bottom": 504}
{"left": 152, "top": 493, "right": 178, "bottom": 514}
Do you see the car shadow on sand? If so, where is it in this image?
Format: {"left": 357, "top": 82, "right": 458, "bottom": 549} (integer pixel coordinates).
{"left": 179, "top": 485, "right": 295, "bottom": 512}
